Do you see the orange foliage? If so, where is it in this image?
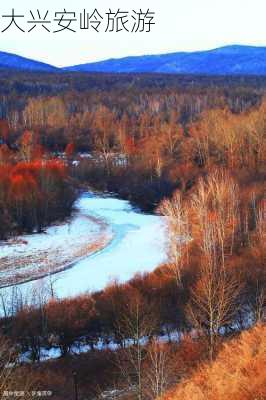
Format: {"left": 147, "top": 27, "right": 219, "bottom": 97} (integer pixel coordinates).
{"left": 9, "top": 173, "right": 39, "bottom": 202}
{"left": 65, "top": 142, "right": 75, "bottom": 158}
{"left": 0, "top": 158, "right": 74, "bottom": 236}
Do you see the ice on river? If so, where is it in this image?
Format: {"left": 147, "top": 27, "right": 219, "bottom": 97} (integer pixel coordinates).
{"left": 0, "top": 192, "right": 167, "bottom": 305}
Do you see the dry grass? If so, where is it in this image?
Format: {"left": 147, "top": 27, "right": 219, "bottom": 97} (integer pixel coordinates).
{"left": 163, "top": 324, "right": 266, "bottom": 400}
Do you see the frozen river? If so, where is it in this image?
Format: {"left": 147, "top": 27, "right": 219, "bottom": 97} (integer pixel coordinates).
{"left": 0, "top": 192, "right": 167, "bottom": 306}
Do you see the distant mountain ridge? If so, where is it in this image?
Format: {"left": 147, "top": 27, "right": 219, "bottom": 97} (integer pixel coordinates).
{"left": 64, "top": 45, "right": 266, "bottom": 75}
{"left": 1, "top": 45, "right": 266, "bottom": 75}
{"left": 0, "top": 51, "right": 58, "bottom": 72}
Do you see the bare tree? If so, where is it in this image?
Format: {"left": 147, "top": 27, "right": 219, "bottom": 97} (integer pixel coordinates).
{"left": 143, "top": 340, "right": 174, "bottom": 400}
{"left": 187, "top": 171, "right": 243, "bottom": 360}
{"left": 158, "top": 191, "right": 190, "bottom": 287}
{"left": 187, "top": 253, "right": 242, "bottom": 360}
{"left": 115, "top": 292, "right": 158, "bottom": 400}
{"left": 92, "top": 106, "right": 116, "bottom": 174}
{"left": 249, "top": 282, "right": 266, "bottom": 324}
{"left": 191, "top": 170, "right": 240, "bottom": 267}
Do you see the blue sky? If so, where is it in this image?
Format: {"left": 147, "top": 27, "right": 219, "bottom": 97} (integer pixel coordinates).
{"left": 0, "top": 0, "right": 265, "bottom": 67}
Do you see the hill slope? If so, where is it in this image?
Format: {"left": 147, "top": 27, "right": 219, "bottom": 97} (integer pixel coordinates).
{"left": 65, "top": 45, "right": 266, "bottom": 75}
{"left": 0, "top": 51, "right": 58, "bottom": 72}
{"left": 163, "top": 324, "right": 266, "bottom": 400}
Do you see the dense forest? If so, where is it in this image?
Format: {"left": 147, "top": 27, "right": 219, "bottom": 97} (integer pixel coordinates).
{"left": 0, "top": 70, "right": 265, "bottom": 212}
{"left": 0, "top": 71, "right": 265, "bottom": 399}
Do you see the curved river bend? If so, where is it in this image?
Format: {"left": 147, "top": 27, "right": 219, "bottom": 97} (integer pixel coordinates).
{"left": 0, "top": 192, "right": 167, "bottom": 304}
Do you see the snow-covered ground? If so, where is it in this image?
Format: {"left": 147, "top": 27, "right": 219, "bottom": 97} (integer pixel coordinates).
{"left": 0, "top": 192, "right": 167, "bottom": 306}
{"left": 0, "top": 200, "right": 112, "bottom": 287}
{"left": 19, "top": 329, "right": 181, "bottom": 363}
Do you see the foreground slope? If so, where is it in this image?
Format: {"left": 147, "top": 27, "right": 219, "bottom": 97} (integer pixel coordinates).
{"left": 163, "top": 324, "right": 266, "bottom": 400}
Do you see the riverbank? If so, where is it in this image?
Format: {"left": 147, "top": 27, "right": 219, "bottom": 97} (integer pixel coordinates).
{"left": 0, "top": 192, "right": 167, "bottom": 304}
{"left": 0, "top": 195, "right": 113, "bottom": 288}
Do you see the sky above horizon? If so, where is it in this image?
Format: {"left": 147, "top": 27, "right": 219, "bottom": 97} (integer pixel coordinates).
{"left": 0, "top": 0, "right": 265, "bottom": 67}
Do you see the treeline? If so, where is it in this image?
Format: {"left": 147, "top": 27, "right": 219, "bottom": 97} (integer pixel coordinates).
{"left": 1, "top": 70, "right": 266, "bottom": 96}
